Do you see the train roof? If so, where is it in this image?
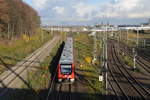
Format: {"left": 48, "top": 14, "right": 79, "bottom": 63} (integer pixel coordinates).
{"left": 59, "top": 37, "right": 73, "bottom": 64}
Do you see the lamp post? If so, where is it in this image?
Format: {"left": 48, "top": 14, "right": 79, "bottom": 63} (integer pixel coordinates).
{"left": 41, "top": 27, "right": 44, "bottom": 43}
{"left": 144, "top": 39, "right": 146, "bottom": 48}
{"left": 93, "top": 31, "right": 97, "bottom": 63}
{"left": 127, "top": 29, "right": 129, "bottom": 44}
{"left": 136, "top": 27, "right": 139, "bottom": 47}
{"left": 132, "top": 48, "right": 137, "bottom": 69}
{"left": 105, "top": 24, "right": 108, "bottom": 94}
{"left": 117, "top": 27, "right": 120, "bottom": 53}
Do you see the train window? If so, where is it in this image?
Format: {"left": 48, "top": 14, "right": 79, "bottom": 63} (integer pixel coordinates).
{"left": 61, "top": 64, "right": 72, "bottom": 75}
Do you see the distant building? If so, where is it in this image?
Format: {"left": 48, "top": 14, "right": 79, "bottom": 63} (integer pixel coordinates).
{"left": 141, "top": 18, "right": 150, "bottom": 26}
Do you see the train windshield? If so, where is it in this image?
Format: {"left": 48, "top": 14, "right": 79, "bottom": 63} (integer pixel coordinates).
{"left": 61, "top": 64, "right": 72, "bottom": 75}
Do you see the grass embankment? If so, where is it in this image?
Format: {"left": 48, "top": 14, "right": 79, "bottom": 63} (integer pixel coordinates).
{"left": 0, "top": 29, "right": 53, "bottom": 73}
{"left": 112, "top": 30, "right": 150, "bottom": 47}
{"left": 74, "top": 32, "right": 103, "bottom": 100}
{"left": 122, "top": 56, "right": 133, "bottom": 67}
{"left": 8, "top": 32, "right": 65, "bottom": 100}
{"left": 122, "top": 55, "right": 141, "bottom": 72}
{"left": 26, "top": 40, "right": 61, "bottom": 88}
{"left": 8, "top": 34, "right": 62, "bottom": 100}
{"left": 128, "top": 31, "right": 150, "bottom": 47}
{"left": 16, "top": 40, "right": 62, "bottom": 100}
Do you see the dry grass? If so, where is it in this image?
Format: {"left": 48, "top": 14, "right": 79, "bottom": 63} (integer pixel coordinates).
{"left": 0, "top": 29, "right": 53, "bottom": 73}
{"left": 74, "top": 32, "right": 103, "bottom": 100}
{"left": 128, "top": 32, "right": 150, "bottom": 39}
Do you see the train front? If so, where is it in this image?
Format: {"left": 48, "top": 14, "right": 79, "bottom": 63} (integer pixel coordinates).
{"left": 57, "top": 37, "right": 75, "bottom": 83}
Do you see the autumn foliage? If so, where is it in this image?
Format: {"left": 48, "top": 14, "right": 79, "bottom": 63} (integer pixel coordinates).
{"left": 0, "top": 0, "right": 40, "bottom": 39}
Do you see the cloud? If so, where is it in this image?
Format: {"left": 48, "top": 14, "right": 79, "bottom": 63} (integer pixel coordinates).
{"left": 53, "top": 6, "right": 65, "bottom": 15}
{"left": 32, "top": 0, "right": 48, "bottom": 9}
{"left": 73, "top": 0, "right": 150, "bottom": 18}
{"left": 73, "top": 3, "right": 97, "bottom": 18}
{"left": 25, "top": 0, "right": 150, "bottom": 25}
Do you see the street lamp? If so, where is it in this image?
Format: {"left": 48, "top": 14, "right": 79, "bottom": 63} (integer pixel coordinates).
{"left": 104, "top": 23, "right": 108, "bottom": 94}
{"left": 93, "top": 31, "right": 97, "bottom": 63}
{"left": 144, "top": 39, "right": 146, "bottom": 48}
{"left": 136, "top": 27, "right": 139, "bottom": 47}
{"left": 127, "top": 29, "right": 129, "bottom": 44}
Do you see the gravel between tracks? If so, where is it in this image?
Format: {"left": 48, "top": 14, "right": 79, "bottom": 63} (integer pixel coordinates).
{"left": 107, "top": 40, "right": 150, "bottom": 100}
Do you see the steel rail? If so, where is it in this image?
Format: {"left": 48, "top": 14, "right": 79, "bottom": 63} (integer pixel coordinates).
{"left": 112, "top": 43, "right": 150, "bottom": 99}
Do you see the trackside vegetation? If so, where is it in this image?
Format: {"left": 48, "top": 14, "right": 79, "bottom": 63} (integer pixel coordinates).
{"left": 7, "top": 35, "right": 62, "bottom": 100}
{"left": 74, "top": 32, "right": 104, "bottom": 100}
{"left": 0, "top": 29, "right": 53, "bottom": 74}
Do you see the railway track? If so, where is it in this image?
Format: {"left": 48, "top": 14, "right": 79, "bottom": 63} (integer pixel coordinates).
{"left": 46, "top": 61, "right": 72, "bottom": 100}
{"left": 115, "top": 42, "right": 150, "bottom": 93}
{"left": 0, "top": 37, "right": 53, "bottom": 81}
{"left": 114, "top": 40, "right": 150, "bottom": 75}
{"left": 47, "top": 82, "right": 72, "bottom": 100}
{"left": 138, "top": 51, "right": 150, "bottom": 61}
{"left": 57, "top": 83, "right": 72, "bottom": 100}
{"left": 108, "top": 43, "right": 134, "bottom": 100}
{"left": 107, "top": 64, "right": 130, "bottom": 100}
{"left": 0, "top": 36, "right": 60, "bottom": 97}
{"left": 112, "top": 42, "right": 150, "bottom": 100}
{"left": 108, "top": 41, "right": 150, "bottom": 100}
{"left": 119, "top": 46, "right": 150, "bottom": 74}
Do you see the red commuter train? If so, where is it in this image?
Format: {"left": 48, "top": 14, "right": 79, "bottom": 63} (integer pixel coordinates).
{"left": 57, "top": 37, "right": 75, "bottom": 82}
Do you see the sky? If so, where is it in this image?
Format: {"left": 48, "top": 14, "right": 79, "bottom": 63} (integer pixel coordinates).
{"left": 23, "top": 0, "right": 150, "bottom": 26}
